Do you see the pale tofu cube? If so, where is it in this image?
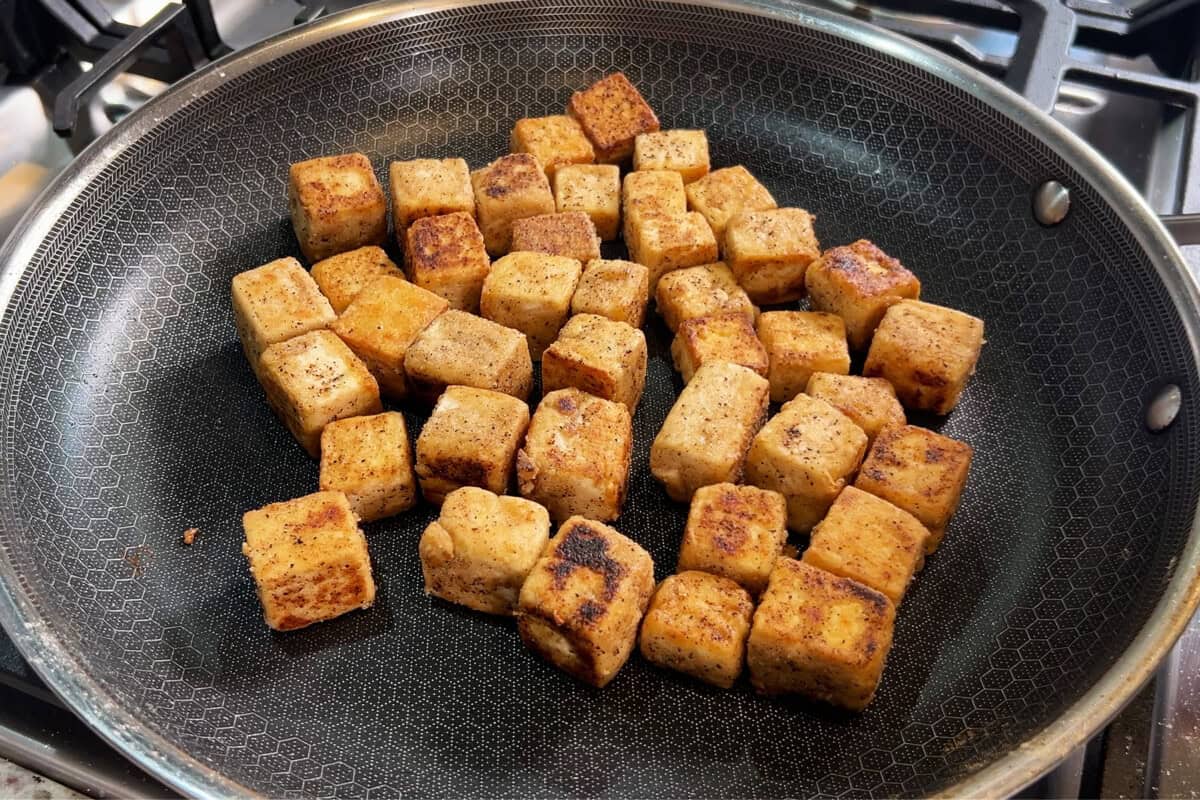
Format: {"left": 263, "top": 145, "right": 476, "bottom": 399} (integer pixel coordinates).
{"left": 471, "top": 153, "right": 556, "bottom": 255}
{"left": 480, "top": 251, "right": 583, "bottom": 359}
{"left": 855, "top": 424, "right": 973, "bottom": 553}
{"left": 419, "top": 487, "right": 550, "bottom": 614}
{"left": 684, "top": 165, "right": 776, "bottom": 243}
{"left": 805, "top": 239, "right": 921, "bottom": 350}
{"left": 805, "top": 372, "right": 905, "bottom": 445}
{"left": 649, "top": 361, "right": 769, "bottom": 502}
{"left": 633, "top": 130, "right": 710, "bottom": 183}
{"left": 516, "top": 388, "right": 632, "bottom": 522}
{"left": 627, "top": 212, "right": 718, "bottom": 291}
{"left": 388, "top": 157, "right": 475, "bottom": 240}
{"left": 415, "top": 386, "right": 531, "bottom": 503}
{"left": 404, "top": 310, "right": 532, "bottom": 403}
{"left": 330, "top": 275, "right": 449, "bottom": 399}
{"left": 258, "top": 330, "right": 382, "bottom": 457}
{"left": 288, "top": 153, "right": 387, "bottom": 262}
{"left": 309, "top": 246, "right": 404, "bottom": 315}
{"left": 510, "top": 115, "right": 595, "bottom": 178}
{"left": 554, "top": 164, "right": 621, "bottom": 240}
{"left": 747, "top": 558, "right": 895, "bottom": 710}
{"left": 654, "top": 261, "right": 756, "bottom": 333}
{"left": 671, "top": 311, "right": 768, "bottom": 383}
{"left": 621, "top": 169, "right": 686, "bottom": 242}
{"left": 541, "top": 313, "right": 647, "bottom": 411}
{"left": 639, "top": 571, "right": 753, "bottom": 689}
{"left": 242, "top": 491, "right": 375, "bottom": 631}
{"left": 744, "top": 393, "right": 867, "bottom": 532}
{"left": 677, "top": 482, "right": 787, "bottom": 596}
{"left": 318, "top": 412, "right": 416, "bottom": 522}
{"left": 724, "top": 208, "right": 820, "bottom": 304}
{"left": 231, "top": 256, "right": 335, "bottom": 369}
{"left": 511, "top": 211, "right": 601, "bottom": 263}
{"left": 567, "top": 72, "right": 660, "bottom": 163}
{"left": 863, "top": 299, "right": 985, "bottom": 414}
{"left": 517, "top": 517, "right": 654, "bottom": 686}
{"left": 403, "top": 211, "right": 490, "bottom": 312}
{"left": 757, "top": 311, "right": 850, "bottom": 403}
{"left": 570, "top": 258, "right": 650, "bottom": 327}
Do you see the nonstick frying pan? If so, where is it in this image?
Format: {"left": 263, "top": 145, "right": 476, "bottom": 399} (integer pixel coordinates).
{"left": 2, "top": 1, "right": 1200, "bottom": 796}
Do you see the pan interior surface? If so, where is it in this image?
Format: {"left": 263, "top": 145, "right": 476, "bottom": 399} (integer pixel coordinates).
{"left": 1, "top": 2, "right": 1198, "bottom": 797}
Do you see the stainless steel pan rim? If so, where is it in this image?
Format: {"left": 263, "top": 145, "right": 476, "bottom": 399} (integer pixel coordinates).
{"left": 0, "top": 0, "right": 1197, "bottom": 797}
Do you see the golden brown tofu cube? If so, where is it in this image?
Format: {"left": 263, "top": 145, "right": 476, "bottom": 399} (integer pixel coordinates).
{"left": 510, "top": 115, "right": 596, "bottom": 179}
{"left": 480, "top": 251, "right": 583, "bottom": 359}
{"left": 639, "top": 571, "right": 753, "bottom": 689}
{"left": 747, "top": 558, "right": 895, "bottom": 709}
{"left": 804, "top": 487, "right": 927, "bottom": 605}
{"left": 419, "top": 487, "right": 550, "bottom": 615}
{"left": 309, "top": 246, "right": 404, "bottom": 315}
{"left": 863, "top": 299, "right": 985, "bottom": 414}
{"left": 404, "top": 310, "right": 532, "bottom": 403}
{"left": 570, "top": 258, "right": 650, "bottom": 328}
{"left": 725, "top": 208, "right": 820, "bottom": 304}
{"left": 650, "top": 361, "right": 770, "bottom": 502}
{"left": 685, "top": 165, "right": 777, "bottom": 243}
{"left": 567, "top": 72, "right": 660, "bottom": 163}
{"left": 805, "top": 372, "right": 906, "bottom": 445}
{"left": 231, "top": 256, "right": 336, "bottom": 369}
{"left": 415, "top": 386, "right": 531, "bottom": 503}
{"left": 627, "top": 212, "right": 719, "bottom": 291}
{"left": 471, "top": 153, "right": 556, "bottom": 255}
{"left": 633, "top": 130, "right": 710, "bottom": 183}
{"left": 242, "top": 491, "right": 375, "bottom": 631}
{"left": 654, "top": 261, "right": 756, "bottom": 333}
{"left": 388, "top": 157, "right": 475, "bottom": 241}
{"left": 288, "top": 153, "right": 387, "bottom": 262}
{"left": 757, "top": 311, "right": 850, "bottom": 403}
{"left": 511, "top": 211, "right": 601, "bottom": 263}
{"left": 318, "top": 412, "right": 416, "bottom": 522}
{"left": 403, "top": 212, "right": 490, "bottom": 312}
{"left": 554, "top": 164, "right": 621, "bottom": 241}
{"left": 671, "top": 311, "right": 769, "bottom": 383}
{"left": 744, "top": 393, "right": 868, "bottom": 532}
{"left": 677, "top": 483, "right": 787, "bottom": 596}
{"left": 805, "top": 239, "right": 921, "bottom": 350}
{"left": 517, "top": 517, "right": 655, "bottom": 686}
{"left": 621, "top": 169, "right": 687, "bottom": 243}
{"left": 516, "top": 388, "right": 632, "bottom": 522}
{"left": 855, "top": 425, "right": 973, "bottom": 553}
{"left": 330, "top": 275, "right": 449, "bottom": 398}
{"left": 542, "top": 313, "right": 647, "bottom": 411}
{"left": 258, "top": 330, "right": 382, "bottom": 457}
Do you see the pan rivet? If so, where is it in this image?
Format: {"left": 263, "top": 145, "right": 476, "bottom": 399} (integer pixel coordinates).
{"left": 1146, "top": 384, "right": 1181, "bottom": 432}
{"left": 1033, "top": 181, "right": 1070, "bottom": 226}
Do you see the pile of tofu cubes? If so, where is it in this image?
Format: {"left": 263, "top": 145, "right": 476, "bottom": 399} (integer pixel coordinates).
{"left": 233, "top": 71, "right": 985, "bottom": 710}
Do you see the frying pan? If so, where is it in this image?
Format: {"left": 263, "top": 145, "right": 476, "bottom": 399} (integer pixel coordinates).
{"left": 1, "top": 1, "right": 1199, "bottom": 796}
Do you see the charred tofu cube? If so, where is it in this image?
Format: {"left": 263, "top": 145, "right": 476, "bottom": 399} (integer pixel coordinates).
{"left": 805, "top": 372, "right": 905, "bottom": 445}
{"left": 318, "top": 412, "right": 416, "bottom": 522}
{"left": 517, "top": 517, "right": 655, "bottom": 686}
{"left": 516, "top": 388, "right": 632, "bottom": 522}
{"left": 855, "top": 424, "right": 973, "bottom": 553}
{"left": 471, "top": 153, "right": 556, "bottom": 255}
{"left": 231, "top": 256, "right": 335, "bottom": 369}
{"left": 480, "top": 251, "right": 583, "bottom": 359}
{"left": 724, "top": 208, "right": 820, "bottom": 304}
{"left": 650, "top": 361, "right": 770, "bottom": 502}
{"left": 415, "top": 385, "right": 531, "bottom": 503}
{"left": 404, "top": 310, "right": 532, "bottom": 403}
{"left": 258, "top": 330, "right": 382, "bottom": 457}
{"left": 745, "top": 393, "right": 867, "bottom": 532}
{"left": 863, "top": 300, "right": 985, "bottom": 414}
{"left": 621, "top": 169, "right": 686, "bottom": 243}
{"left": 639, "top": 571, "right": 753, "bottom": 689}
{"left": 511, "top": 115, "right": 595, "bottom": 179}
{"left": 388, "top": 157, "right": 475, "bottom": 242}
{"left": 419, "top": 487, "right": 550, "bottom": 615}
{"left": 330, "top": 275, "right": 449, "bottom": 399}
{"left": 671, "top": 311, "right": 769, "bottom": 383}
{"left": 289, "top": 153, "right": 387, "bottom": 262}
{"left": 542, "top": 313, "right": 647, "bottom": 411}
{"left": 747, "top": 558, "right": 895, "bottom": 710}
{"left": 805, "top": 239, "right": 921, "bottom": 350}
{"left": 627, "top": 212, "right": 719, "bottom": 291}
{"left": 633, "top": 130, "right": 710, "bottom": 183}
{"left": 570, "top": 258, "right": 650, "bottom": 328}
{"left": 309, "top": 246, "right": 404, "bottom": 315}
{"left": 511, "top": 211, "right": 601, "bottom": 263}
{"left": 553, "top": 164, "right": 621, "bottom": 241}
{"left": 677, "top": 482, "right": 787, "bottom": 596}
{"left": 242, "top": 491, "right": 375, "bottom": 631}
{"left": 654, "top": 261, "right": 756, "bottom": 333}
{"left": 567, "top": 72, "right": 660, "bottom": 164}
{"left": 757, "top": 311, "right": 850, "bottom": 403}
{"left": 684, "top": 165, "right": 776, "bottom": 243}
{"left": 403, "top": 211, "right": 490, "bottom": 312}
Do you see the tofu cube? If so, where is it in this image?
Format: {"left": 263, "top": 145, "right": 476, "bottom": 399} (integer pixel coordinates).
{"left": 671, "top": 311, "right": 769, "bottom": 383}
{"left": 747, "top": 558, "right": 895, "bottom": 710}
{"left": 863, "top": 299, "right": 985, "bottom": 414}
{"left": 757, "top": 311, "right": 850, "bottom": 403}
{"left": 627, "top": 211, "right": 719, "bottom": 291}
{"left": 724, "top": 208, "right": 820, "bottom": 304}
{"left": 330, "top": 275, "right": 449, "bottom": 398}
{"left": 621, "top": 169, "right": 687, "bottom": 243}
{"left": 744, "top": 393, "right": 868, "bottom": 532}
{"left": 654, "top": 261, "right": 756, "bottom": 333}
{"left": 516, "top": 388, "right": 632, "bottom": 522}
{"left": 805, "top": 372, "right": 906, "bottom": 445}
{"left": 318, "top": 412, "right": 416, "bottom": 522}
{"left": 855, "top": 424, "right": 973, "bottom": 553}
{"left": 403, "top": 211, "right": 490, "bottom": 312}
{"left": 517, "top": 517, "right": 655, "bottom": 686}
{"left": 419, "top": 487, "right": 550, "bottom": 615}
{"left": 288, "top": 153, "right": 387, "bottom": 262}
{"left": 242, "top": 491, "right": 375, "bottom": 631}
{"left": 571, "top": 258, "right": 650, "bottom": 328}
{"left": 804, "top": 487, "right": 927, "bottom": 605}
{"left": 471, "top": 153, "right": 556, "bottom": 255}
{"left": 567, "top": 72, "right": 660, "bottom": 163}
{"left": 403, "top": 309, "right": 532, "bottom": 403}
{"left": 805, "top": 239, "right": 921, "bottom": 350}
{"left": 511, "top": 211, "right": 601, "bottom": 263}
{"left": 677, "top": 482, "right": 787, "bottom": 596}
{"left": 415, "top": 386, "right": 531, "bottom": 503}
{"left": 684, "top": 165, "right": 777, "bottom": 243}
{"left": 258, "top": 330, "right": 382, "bottom": 457}
{"left": 510, "top": 115, "right": 595, "bottom": 178}
{"left": 650, "top": 361, "right": 770, "bottom": 502}
{"left": 231, "top": 256, "right": 335, "bottom": 369}
{"left": 480, "top": 251, "right": 583, "bottom": 359}
{"left": 633, "top": 130, "right": 710, "bottom": 183}
{"left": 541, "top": 313, "right": 647, "bottom": 411}
{"left": 388, "top": 157, "right": 475, "bottom": 241}
{"left": 639, "top": 571, "right": 753, "bottom": 689}
{"left": 554, "top": 164, "right": 621, "bottom": 241}
{"left": 309, "top": 246, "right": 404, "bottom": 315}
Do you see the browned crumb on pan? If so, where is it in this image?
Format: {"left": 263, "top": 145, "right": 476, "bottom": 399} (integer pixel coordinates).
{"left": 780, "top": 543, "right": 800, "bottom": 560}
{"left": 182, "top": 528, "right": 199, "bottom": 546}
